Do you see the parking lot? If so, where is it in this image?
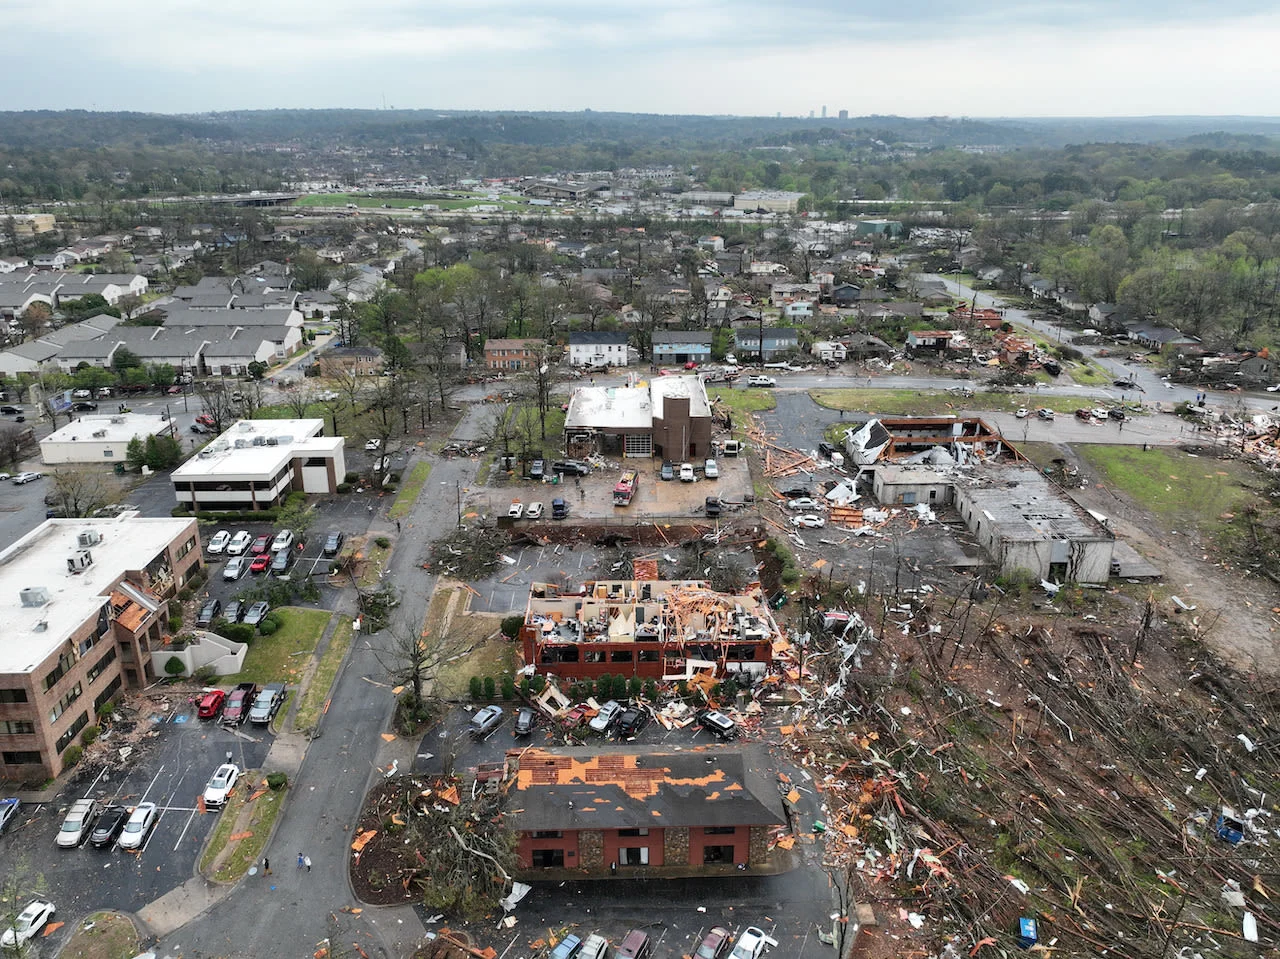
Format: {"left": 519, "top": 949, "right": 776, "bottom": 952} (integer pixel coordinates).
{"left": 414, "top": 704, "right": 834, "bottom": 959}
{"left": 1, "top": 701, "right": 274, "bottom": 954}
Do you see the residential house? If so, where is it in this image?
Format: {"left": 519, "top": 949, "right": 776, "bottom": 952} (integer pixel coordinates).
{"left": 859, "top": 301, "right": 924, "bottom": 322}
{"left": 484, "top": 338, "right": 545, "bottom": 371}
{"left": 843, "top": 333, "right": 893, "bottom": 361}
{"left": 651, "top": 331, "right": 713, "bottom": 366}
{"left": 769, "top": 283, "right": 820, "bottom": 308}
{"left": 507, "top": 745, "right": 787, "bottom": 877}
{"left": 0, "top": 257, "right": 30, "bottom": 274}
{"left": 318, "top": 346, "right": 385, "bottom": 377}
{"left": 782, "top": 301, "right": 813, "bottom": 320}
{"left": 1088, "top": 303, "right": 1133, "bottom": 331}
{"left": 1125, "top": 323, "right": 1201, "bottom": 353}
{"left": 811, "top": 340, "right": 847, "bottom": 362}
{"left": 734, "top": 328, "right": 799, "bottom": 361}
{"left": 568, "top": 331, "right": 629, "bottom": 368}
{"left": 906, "top": 330, "right": 955, "bottom": 351}
{"left": 831, "top": 283, "right": 861, "bottom": 307}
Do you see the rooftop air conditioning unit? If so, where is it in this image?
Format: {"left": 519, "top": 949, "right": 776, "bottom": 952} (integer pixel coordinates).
{"left": 67, "top": 550, "right": 93, "bottom": 573}
{"left": 77, "top": 529, "right": 102, "bottom": 548}
{"left": 19, "top": 587, "right": 50, "bottom": 608}
{"left": 32, "top": 620, "right": 48, "bottom": 633}
{"left": 234, "top": 439, "right": 249, "bottom": 448}
{"left": 265, "top": 437, "right": 279, "bottom": 446}
{"left": 92, "top": 430, "right": 108, "bottom": 438}
{"left": 110, "top": 416, "right": 125, "bottom": 425}
{"left": 252, "top": 436, "right": 266, "bottom": 446}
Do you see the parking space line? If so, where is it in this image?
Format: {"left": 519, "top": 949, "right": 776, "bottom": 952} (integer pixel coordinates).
{"left": 138, "top": 766, "right": 166, "bottom": 804}
{"left": 171, "top": 807, "right": 201, "bottom": 850}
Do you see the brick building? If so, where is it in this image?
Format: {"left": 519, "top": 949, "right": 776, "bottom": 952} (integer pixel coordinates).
{"left": 484, "top": 338, "right": 545, "bottom": 371}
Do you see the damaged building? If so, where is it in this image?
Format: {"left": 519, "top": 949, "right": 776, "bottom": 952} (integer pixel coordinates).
{"left": 563, "top": 376, "right": 713, "bottom": 460}
{"left": 520, "top": 579, "right": 781, "bottom": 681}
{"left": 506, "top": 745, "right": 787, "bottom": 877}
{"left": 843, "top": 416, "right": 1007, "bottom": 466}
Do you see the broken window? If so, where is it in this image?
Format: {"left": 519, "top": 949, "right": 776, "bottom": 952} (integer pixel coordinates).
{"left": 704, "top": 826, "right": 736, "bottom": 835}
{"left": 610, "top": 650, "right": 633, "bottom": 664}
{"left": 539, "top": 646, "right": 580, "bottom": 664}
{"left": 702, "top": 845, "right": 735, "bottom": 864}
{"left": 618, "top": 828, "right": 649, "bottom": 837}
{"left": 531, "top": 849, "right": 565, "bottom": 868}
{"left": 637, "top": 649, "right": 660, "bottom": 663}
{"left": 532, "top": 830, "right": 563, "bottom": 839}
{"left": 619, "top": 847, "right": 649, "bottom": 865}
{"left": 584, "top": 649, "right": 605, "bottom": 663}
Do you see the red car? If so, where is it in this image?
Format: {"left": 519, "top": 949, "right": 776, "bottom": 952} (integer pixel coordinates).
{"left": 195, "top": 414, "right": 216, "bottom": 427}
{"left": 249, "top": 554, "right": 271, "bottom": 574}
{"left": 250, "top": 534, "right": 272, "bottom": 555}
{"left": 197, "top": 689, "right": 226, "bottom": 720}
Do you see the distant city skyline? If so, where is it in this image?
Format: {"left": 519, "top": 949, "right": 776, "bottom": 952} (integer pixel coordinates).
{"left": 5, "top": 0, "right": 1280, "bottom": 117}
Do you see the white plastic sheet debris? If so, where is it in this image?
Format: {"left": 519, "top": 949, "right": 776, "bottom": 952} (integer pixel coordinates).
{"left": 500, "top": 881, "right": 532, "bottom": 912}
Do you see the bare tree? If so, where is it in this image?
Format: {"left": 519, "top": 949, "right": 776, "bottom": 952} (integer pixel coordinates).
{"left": 48, "top": 467, "right": 116, "bottom": 518}
{"left": 193, "top": 380, "right": 237, "bottom": 434}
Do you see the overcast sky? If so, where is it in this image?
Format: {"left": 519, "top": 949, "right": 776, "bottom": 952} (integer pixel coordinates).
{"left": 5, "top": 0, "right": 1280, "bottom": 117}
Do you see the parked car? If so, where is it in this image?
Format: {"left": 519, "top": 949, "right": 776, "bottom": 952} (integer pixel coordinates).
{"left": 56, "top": 798, "right": 101, "bottom": 848}
{"left": 195, "top": 414, "right": 216, "bottom": 427}
{"left": 250, "top": 554, "right": 271, "bottom": 574}
{"left": 1015, "top": 407, "right": 1030, "bottom": 418}
{"left": 197, "top": 689, "right": 226, "bottom": 719}
{"left": 365, "top": 438, "right": 381, "bottom": 451}
{"left": 250, "top": 534, "right": 272, "bottom": 555}
{"left": 695, "top": 927, "right": 733, "bottom": 959}
{"left": 0, "top": 406, "right": 19, "bottom": 415}
{"left": 222, "top": 556, "right": 249, "bottom": 581}
{"left": 679, "top": 462, "right": 696, "bottom": 482}
{"left": 72, "top": 389, "right": 92, "bottom": 398}
{"left": 12, "top": 471, "right": 43, "bottom": 485}
{"left": 529, "top": 458, "right": 546, "bottom": 480}
{"left": 196, "top": 599, "right": 222, "bottom": 627}
{"left": 550, "top": 933, "right": 583, "bottom": 959}
{"left": 526, "top": 502, "right": 544, "bottom": 519}
{"left": 514, "top": 707, "right": 537, "bottom": 737}
{"left": 791, "top": 514, "right": 825, "bottom": 529}
{"left": 202, "top": 763, "right": 240, "bottom": 808}
{"left": 704, "top": 458, "right": 719, "bottom": 479}
{"left": 786, "top": 497, "right": 823, "bottom": 511}
{"left": 551, "top": 497, "right": 568, "bottom": 519}
{"left": 746, "top": 375, "right": 776, "bottom": 387}
{"left": 271, "top": 529, "right": 295, "bottom": 552}
{"left": 1075, "top": 408, "right": 1092, "bottom": 421}
{"left": 699, "top": 710, "right": 738, "bottom": 740}
{"left": 660, "top": 461, "right": 675, "bottom": 481}
{"left": 117, "top": 801, "right": 158, "bottom": 850}
{"left": 226, "top": 530, "right": 252, "bottom": 555}
{"left": 470, "top": 705, "right": 504, "bottom": 736}
{"left": 617, "top": 707, "right": 648, "bottom": 737}
{"left": 243, "top": 601, "right": 270, "bottom": 626}
{"left": 589, "top": 700, "right": 624, "bottom": 734}
{"left": 89, "top": 805, "right": 128, "bottom": 847}
{"left": 190, "top": 422, "right": 210, "bottom": 434}
{"left": 550, "top": 459, "right": 591, "bottom": 476}
{"left": 72, "top": 401, "right": 98, "bottom": 412}
{"left": 0, "top": 798, "right": 18, "bottom": 834}
{"left": 322, "top": 530, "right": 345, "bottom": 556}
{"left": 615, "top": 930, "right": 654, "bottom": 959}
{"left": 508, "top": 501, "right": 525, "bottom": 519}
{"left": 221, "top": 682, "right": 258, "bottom": 726}
{"left": 207, "top": 530, "right": 231, "bottom": 554}
{"left": 270, "top": 549, "right": 293, "bottom": 575}
{"left": 223, "top": 600, "right": 244, "bottom": 622}
{"left": 579, "top": 935, "right": 610, "bottom": 959}
{"left": 1037, "top": 408, "right": 1055, "bottom": 420}
{"left": 1, "top": 900, "right": 55, "bottom": 947}
{"left": 1108, "top": 408, "right": 1126, "bottom": 421}
{"left": 249, "top": 683, "right": 286, "bottom": 724}
{"left": 729, "top": 927, "right": 772, "bottom": 959}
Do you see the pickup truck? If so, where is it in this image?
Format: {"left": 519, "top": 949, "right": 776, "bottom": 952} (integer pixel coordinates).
{"left": 220, "top": 682, "right": 258, "bottom": 726}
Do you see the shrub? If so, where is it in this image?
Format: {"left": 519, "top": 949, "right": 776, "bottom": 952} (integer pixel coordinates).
{"left": 374, "top": 536, "right": 391, "bottom": 549}
{"left": 63, "top": 745, "right": 83, "bottom": 768}
{"left": 483, "top": 676, "right": 496, "bottom": 700}
{"left": 344, "top": 471, "right": 360, "bottom": 484}
{"left": 178, "top": 588, "right": 194, "bottom": 602}
{"left": 721, "top": 677, "right": 740, "bottom": 701}
{"left": 519, "top": 677, "right": 531, "bottom": 698}
{"left": 469, "top": 676, "right": 483, "bottom": 700}
{"left": 257, "top": 616, "right": 280, "bottom": 636}
{"left": 612, "top": 675, "right": 629, "bottom": 699}
{"left": 266, "top": 772, "right": 288, "bottom": 790}
{"left": 628, "top": 676, "right": 643, "bottom": 699}
{"left": 501, "top": 677, "right": 516, "bottom": 700}
{"left": 96, "top": 702, "right": 116, "bottom": 721}
{"left": 677, "top": 680, "right": 690, "bottom": 699}
{"left": 216, "top": 622, "right": 255, "bottom": 644}
{"left": 643, "top": 679, "right": 657, "bottom": 701}
{"left": 336, "top": 483, "right": 352, "bottom": 494}
{"left": 501, "top": 615, "right": 524, "bottom": 639}
{"left": 168, "top": 613, "right": 184, "bottom": 631}
{"left": 596, "top": 674, "right": 613, "bottom": 700}
{"left": 81, "top": 725, "right": 100, "bottom": 746}
{"left": 192, "top": 665, "right": 219, "bottom": 685}
{"left": 530, "top": 675, "right": 546, "bottom": 694}
{"left": 164, "top": 656, "right": 185, "bottom": 677}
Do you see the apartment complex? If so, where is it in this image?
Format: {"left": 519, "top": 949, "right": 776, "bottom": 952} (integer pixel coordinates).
{"left": 0, "top": 517, "right": 203, "bottom": 780}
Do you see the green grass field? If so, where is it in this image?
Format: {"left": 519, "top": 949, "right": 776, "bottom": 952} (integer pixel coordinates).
{"left": 236, "top": 607, "right": 333, "bottom": 687}
{"left": 708, "top": 386, "right": 777, "bottom": 414}
{"left": 389, "top": 461, "right": 431, "bottom": 521}
{"left": 810, "top": 387, "right": 1104, "bottom": 417}
{"left": 1078, "top": 445, "right": 1260, "bottom": 523}
{"left": 293, "top": 193, "right": 527, "bottom": 212}
{"left": 293, "top": 615, "right": 354, "bottom": 733}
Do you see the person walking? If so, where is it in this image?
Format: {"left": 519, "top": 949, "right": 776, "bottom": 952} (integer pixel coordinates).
{"left": 304, "top": 855, "right": 312, "bottom": 872}
{"left": 297, "top": 853, "right": 305, "bottom": 870}
{"left": 395, "top": 519, "right": 401, "bottom": 533}
{"left": 263, "top": 857, "right": 271, "bottom": 875}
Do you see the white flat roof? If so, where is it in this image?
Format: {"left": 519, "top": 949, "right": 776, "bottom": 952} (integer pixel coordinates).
{"left": 651, "top": 375, "right": 711, "bottom": 419}
{"left": 42, "top": 413, "right": 170, "bottom": 445}
{"left": 0, "top": 517, "right": 193, "bottom": 674}
{"left": 564, "top": 386, "right": 652, "bottom": 430}
{"left": 171, "top": 419, "right": 338, "bottom": 480}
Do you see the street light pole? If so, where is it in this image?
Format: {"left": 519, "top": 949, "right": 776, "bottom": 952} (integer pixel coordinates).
{"left": 456, "top": 480, "right": 462, "bottom": 527}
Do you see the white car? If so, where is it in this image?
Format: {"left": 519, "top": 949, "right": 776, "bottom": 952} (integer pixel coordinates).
{"left": 207, "top": 530, "right": 231, "bottom": 554}
{"left": 365, "top": 438, "right": 381, "bottom": 451}
{"left": 786, "top": 497, "right": 824, "bottom": 511}
{"left": 589, "top": 700, "right": 624, "bottom": 733}
{"left": 791, "top": 514, "right": 825, "bottom": 529}
{"left": 1, "top": 900, "right": 55, "bottom": 947}
{"left": 679, "top": 462, "right": 695, "bottom": 482}
{"left": 202, "top": 763, "right": 240, "bottom": 808}
{"left": 72, "top": 388, "right": 92, "bottom": 398}
{"left": 56, "top": 797, "right": 100, "bottom": 848}
{"left": 526, "top": 502, "right": 544, "bottom": 519}
{"left": 117, "top": 802, "right": 157, "bottom": 850}
{"left": 704, "top": 459, "right": 719, "bottom": 479}
{"left": 746, "top": 375, "right": 776, "bottom": 387}
{"left": 508, "top": 502, "right": 524, "bottom": 519}
{"left": 226, "top": 530, "right": 252, "bottom": 555}
{"left": 1015, "top": 407, "right": 1030, "bottom": 418}
{"left": 12, "top": 471, "right": 43, "bottom": 485}
{"left": 730, "top": 926, "right": 775, "bottom": 959}
{"left": 222, "top": 555, "right": 249, "bottom": 581}
{"left": 271, "top": 529, "right": 295, "bottom": 553}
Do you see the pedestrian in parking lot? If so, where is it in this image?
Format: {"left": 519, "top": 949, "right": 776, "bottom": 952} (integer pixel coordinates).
{"left": 263, "top": 857, "right": 271, "bottom": 875}
{"left": 304, "top": 855, "right": 312, "bottom": 872}
{"left": 297, "top": 852, "right": 305, "bottom": 870}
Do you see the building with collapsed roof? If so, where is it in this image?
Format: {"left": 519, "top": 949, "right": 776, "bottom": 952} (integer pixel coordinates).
{"left": 521, "top": 579, "right": 780, "bottom": 681}
{"left": 872, "top": 465, "right": 954, "bottom": 507}
{"left": 843, "top": 416, "right": 1007, "bottom": 467}
{"left": 954, "top": 466, "right": 1114, "bottom": 583}
{"left": 563, "top": 376, "right": 712, "bottom": 460}
{"left": 506, "top": 745, "right": 787, "bottom": 877}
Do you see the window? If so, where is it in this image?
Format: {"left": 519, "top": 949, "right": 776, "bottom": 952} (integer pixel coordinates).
{"left": 619, "top": 847, "right": 649, "bottom": 865}
{"left": 93, "top": 676, "right": 122, "bottom": 712}
{"left": 703, "top": 845, "right": 736, "bottom": 864}
{"left": 0, "top": 721, "right": 34, "bottom": 736}
{"left": 704, "top": 826, "right": 737, "bottom": 835}
{"left": 532, "top": 830, "right": 563, "bottom": 839}
{"left": 177, "top": 535, "right": 196, "bottom": 560}
{"left": 637, "top": 649, "right": 660, "bottom": 663}
{"left": 610, "top": 650, "right": 633, "bottom": 664}
{"left": 617, "top": 828, "right": 649, "bottom": 837}
{"left": 55, "top": 711, "right": 89, "bottom": 753}
{"left": 49, "top": 683, "right": 83, "bottom": 724}
{"left": 0, "top": 689, "right": 28, "bottom": 705}
{"left": 531, "top": 849, "right": 564, "bottom": 868}
{"left": 43, "top": 650, "right": 77, "bottom": 692}
{"left": 2, "top": 752, "right": 41, "bottom": 766}
{"left": 583, "top": 649, "right": 604, "bottom": 663}
{"left": 87, "top": 646, "right": 117, "bottom": 683}
{"left": 103, "top": 449, "right": 114, "bottom": 457}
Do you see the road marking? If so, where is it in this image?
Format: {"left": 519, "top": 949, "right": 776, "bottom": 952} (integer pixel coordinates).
{"left": 171, "top": 807, "right": 200, "bottom": 850}
{"left": 137, "top": 766, "right": 165, "bottom": 804}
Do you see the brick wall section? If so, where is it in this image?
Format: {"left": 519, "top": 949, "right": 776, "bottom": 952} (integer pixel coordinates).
{"left": 664, "top": 826, "right": 690, "bottom": 866}
{"left": 748, "top": 826, "right": 771, "bottom": 866}
{"left": 578, "top": 829, "right": 604, "bottom": 870}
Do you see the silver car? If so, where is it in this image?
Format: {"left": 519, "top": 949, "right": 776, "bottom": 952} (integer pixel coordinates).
{"left": 117, "top": 801, "right": 157, "bottom": 850}
{"left": 56, "top": 797, "right": 100, "bottom": 848}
